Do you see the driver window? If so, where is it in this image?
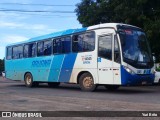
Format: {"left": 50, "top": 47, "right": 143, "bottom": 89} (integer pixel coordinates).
{"left": 114, "top": 35, "right": 121, "bottom": 63}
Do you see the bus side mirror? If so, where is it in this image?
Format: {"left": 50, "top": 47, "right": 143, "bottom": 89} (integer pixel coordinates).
{"left": 153, "top": 56, "right": 156, "bottom": 63}
{"left": 152, "top": 53, "right": 156, "bottom": 62}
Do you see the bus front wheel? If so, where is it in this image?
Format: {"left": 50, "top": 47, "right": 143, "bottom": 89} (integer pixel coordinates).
{"left": 24, "top": 73, "right": 36, "bottom": 87}
{"left": 79, "top": 73, "right": 97, "bottom": 92}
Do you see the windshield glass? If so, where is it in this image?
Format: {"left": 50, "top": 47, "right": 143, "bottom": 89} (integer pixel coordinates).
{"left": 118, "top": 26, "right": 153, "bottom": 68}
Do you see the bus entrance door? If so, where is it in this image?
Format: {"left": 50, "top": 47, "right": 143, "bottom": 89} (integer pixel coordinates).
{"left": 98, "top": 34, "right": 114, "bottom": 84}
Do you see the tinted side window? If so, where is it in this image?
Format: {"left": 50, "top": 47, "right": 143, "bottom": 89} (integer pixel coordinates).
{"left": 24, "top": 43, "right": 36, "bottom": 58}
{"left": 37, "top": 40, "right": 52, "bottom": 56}
{"left": 61, "top": 37, "right": 71, "bottom": 53}
{"left": 72, "top": 32, "right": 95, "bottom": 52}
{"left": 37, "top": 41, "right": 44, "bottom": 56}
{"left": 83, "top": 32, "right": 95, "bottom": 51}
{"left": 53, "top": 39, "right": 62, "bottom": 54}
{"left": 44, "top": 40, "right": 52, "bottom": 56}
{"left": 98, "top": 35, "right": 112, "bottom": 60}
{"left": 6, "top": 47, "right": 12, "bottom": 60}
{"left": 72, "top": 34, "right": 83, "bottom": 52}
{"left": 12, "top": 45, "right": 23, "bottom": 59}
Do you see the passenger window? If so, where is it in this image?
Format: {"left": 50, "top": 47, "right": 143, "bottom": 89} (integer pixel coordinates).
{"left": 72, "top": 32, "right": 95, "bottom": 52}
{"left": 61, "top": 37, "right": 71, "bottom": 53}
{"left": 6, "top": 47, "right": 12, "bottom": 60}
{"left": 83, "top": 32, "right": 95, "bottom": 51}
{"left": 12, "top": 45, "right": 23, "bottom": 59}
{"left": 37, "top": 41, "right": 44, "bottom": 56}
{"left": 98, "top": 35, "right": 112, "bottom": 60}
{"left": 37, "top": 40, "right": 52, "bottom": 56}
{"left": 53, "top": 38, "right": 62, "bottom": 54}
{"left": 44, "top": 40, "right": 52, "bottom": 55}
{"left": 24, "top": 43, "right": 36, "bottom": 58}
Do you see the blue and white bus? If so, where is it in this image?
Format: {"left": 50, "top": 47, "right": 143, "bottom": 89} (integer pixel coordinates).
{"left": 5, "top": 23, "right": 155, "bottom": 91}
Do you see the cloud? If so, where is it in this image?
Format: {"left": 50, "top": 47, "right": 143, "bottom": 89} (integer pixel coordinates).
{"left": 0, "top": 21, "right": 23, "bottom": 28}
{"left": 0, "top": 35, "right": 29, "bottom": 59}
{"left": 24, "top": 24, "right": 56, "bottom": 32}
{"left": 0, "top": 20, "right": 56, "bottom": 33}
{"left": 1, "top": 35, "right": 28, "bottom": 44}
{"left": 0, "top": 12, "right": 19, "bottom": 18}
{"left": 0, "top": 12, "right": 29, "bottom": 20}
{"left": 0, "top": 46, "right": 5, "bottom": 59}
{"left": 29, "top": 25, "right": 57, "bottom": 35}
{"left": 2, "top": 0, "right": 33, "bottom": 4}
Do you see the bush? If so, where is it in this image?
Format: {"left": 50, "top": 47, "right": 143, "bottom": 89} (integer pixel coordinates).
{"left": 156, "top": 68, "right": 160, "bottom": 72}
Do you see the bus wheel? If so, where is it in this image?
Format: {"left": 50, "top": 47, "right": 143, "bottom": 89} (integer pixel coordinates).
{"left": 48, "top": 82, "right": 60, "bottom": 88}
{"left": 105, "top": 85, "right": 120, "bottom": 91}
{"left": 24, "top": 73, "right": 34, "bottom": 87}
{"left": 79, "top": 73, "right": 96, "bottom": 92}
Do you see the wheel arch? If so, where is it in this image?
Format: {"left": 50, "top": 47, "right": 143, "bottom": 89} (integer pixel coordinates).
{"left": 24, "top": 72, "right": 32, "bottom": 81}
{"left": 77, "top": 71, "right": 93, "bottom": 84}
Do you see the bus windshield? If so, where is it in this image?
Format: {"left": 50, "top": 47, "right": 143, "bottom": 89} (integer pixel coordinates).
{"left": 118, "top": 26, "right": 153, "bottom": 68}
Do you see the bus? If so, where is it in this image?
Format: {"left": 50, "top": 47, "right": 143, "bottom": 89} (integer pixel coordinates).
{"left": 5, "top": 23, "right": 155, "bottom": 91}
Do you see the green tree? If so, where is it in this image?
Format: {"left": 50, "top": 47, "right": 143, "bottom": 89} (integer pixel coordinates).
{"left": 0, "top": 59, "right": 4, "bottom": 73}
{"left": 75, "top": 0, "right": 160, "bottom": 62}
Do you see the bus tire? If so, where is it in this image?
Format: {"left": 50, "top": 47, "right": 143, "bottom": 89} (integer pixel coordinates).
{"left": 105, "top": 85, "right": 120, "bottom": 91}
{"left": 79, "top": 72, "right": 97, "bottom": 92}
{"left": 24, "top": 73, "right": 35, "bottom": 88}
{"left": 48, "top": 82, "right": 60, "bottom": 88}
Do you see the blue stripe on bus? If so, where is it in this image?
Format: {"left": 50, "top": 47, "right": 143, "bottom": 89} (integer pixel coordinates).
{"left": 48, "top": 55, "right": 65, "bottom": 82}
{"left": 62, "top": 29, "right": 75, "bottom": 35}
{"left": 58, "top": 53, "right": 77, "bottom": 82}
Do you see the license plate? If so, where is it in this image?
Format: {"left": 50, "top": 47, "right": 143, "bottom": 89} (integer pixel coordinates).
{"left": 144, "top": 69, "right": 151, "bottom": 74}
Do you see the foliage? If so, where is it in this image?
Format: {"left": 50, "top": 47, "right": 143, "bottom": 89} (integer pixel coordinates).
{"left": 156, "top": 67, "right": 160, "bottom": 72}
{"left": 75, "top": 0, "right": 160, "bottom": 62}
{"left": 0, "top": 59, "right": 4, "bottom": 73}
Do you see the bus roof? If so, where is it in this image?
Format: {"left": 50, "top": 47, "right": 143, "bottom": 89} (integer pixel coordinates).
{"left": 6, "top": 23, "right": 140, "bottom": 46}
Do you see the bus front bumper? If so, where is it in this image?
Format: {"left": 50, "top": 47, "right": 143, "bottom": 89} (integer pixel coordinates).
{"left": 121, "top": 67, "right": 154, "bottom": 86}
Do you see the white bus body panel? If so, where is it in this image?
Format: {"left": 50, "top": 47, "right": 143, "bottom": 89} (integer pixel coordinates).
{"left": 70, "top": 28, "right": 121, "bottom": 85}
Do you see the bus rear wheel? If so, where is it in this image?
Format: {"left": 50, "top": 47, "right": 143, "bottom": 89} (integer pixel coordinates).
{"left": 24, "top": 73, "right": 36, "bottom": 87}
{"left": 105, "top": 85, "right": 120, "bottom": 91}
{"left": 48, "top": 82, "right": 60, "bottom": 88}
{"left": 79, "top": 73, "right": 97, "bottom": 92}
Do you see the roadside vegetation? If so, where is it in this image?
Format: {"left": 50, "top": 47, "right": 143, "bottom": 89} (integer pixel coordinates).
{"left": 75, "top": 0, "right": 160, "bottom": 62}
{"left": 0, "top": 59, "right": 4, "bottom": 75}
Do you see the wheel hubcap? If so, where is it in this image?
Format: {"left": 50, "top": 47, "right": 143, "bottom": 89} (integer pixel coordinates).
{"left": 83, "top": 77, "right": 93, "bottom": 88}
{"left": 26, "top": 76, "right": 31, "bottom": 85}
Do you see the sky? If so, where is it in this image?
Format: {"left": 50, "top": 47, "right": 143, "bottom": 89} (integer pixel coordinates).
{"left": 0, "top": 0, "right": 82, "bottom": 59}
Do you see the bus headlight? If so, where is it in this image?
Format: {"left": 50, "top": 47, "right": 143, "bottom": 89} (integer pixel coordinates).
{"left": 124, "top": 66, "right": 135, "bottom": 74}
